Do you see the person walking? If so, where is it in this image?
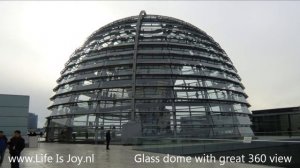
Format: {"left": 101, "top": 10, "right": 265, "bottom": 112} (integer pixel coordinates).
{"left": 105, "top": 130, "right": 111, "bottom": 150}
{"left": 0, "top": 131, "right": 8, "bottom": 167}
{"left": 8, "top": 130, "right": 25, "bottom": 168}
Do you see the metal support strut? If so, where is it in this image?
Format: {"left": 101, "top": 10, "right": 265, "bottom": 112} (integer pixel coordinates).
{"left": 131, "top": 10, "right": 147, "bottom": 121}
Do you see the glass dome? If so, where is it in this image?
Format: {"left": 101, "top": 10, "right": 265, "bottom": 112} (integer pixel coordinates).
{"left": 46, "top": 11, "right": 253, "bottom": 142}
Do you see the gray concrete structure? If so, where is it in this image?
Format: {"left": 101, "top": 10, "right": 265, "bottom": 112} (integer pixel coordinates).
{"left": 0, "top": 94, "right": 29, "bottom": 136}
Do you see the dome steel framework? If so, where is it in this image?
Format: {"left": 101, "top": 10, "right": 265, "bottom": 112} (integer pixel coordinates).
{"left": 46, "top": 11, "right": 254, "bottom": 142}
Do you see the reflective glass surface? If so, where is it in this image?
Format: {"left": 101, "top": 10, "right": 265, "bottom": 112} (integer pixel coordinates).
{"left": 47, "top": 14, "right": 253, "bottom": 142}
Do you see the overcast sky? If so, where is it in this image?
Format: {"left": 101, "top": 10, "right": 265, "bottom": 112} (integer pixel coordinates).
{"left": 0, "top": 1, "right": 299, "bottom": 127}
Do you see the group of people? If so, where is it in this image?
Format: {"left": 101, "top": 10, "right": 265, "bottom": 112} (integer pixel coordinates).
{"left": 0, "top": 130, "right": 25, "bottom": 168}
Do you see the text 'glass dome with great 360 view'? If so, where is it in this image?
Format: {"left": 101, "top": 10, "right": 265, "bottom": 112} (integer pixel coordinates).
{"left": 46, "top": 11, "right": 254, "bottom": 142}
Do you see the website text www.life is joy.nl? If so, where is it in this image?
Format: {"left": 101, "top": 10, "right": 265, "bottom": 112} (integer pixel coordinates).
{"left": 7, "top": 153, "right": 95, "bottom": 166}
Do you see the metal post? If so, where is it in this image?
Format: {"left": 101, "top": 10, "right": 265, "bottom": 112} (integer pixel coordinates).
{"left": 86, "top": 114, "right": 89, "bottom": 140}
{"left": 94, "top": 114, "right": 99, "bottom": 144}
{"left": 288, "top": 114, "right": 292, "bottom": 137}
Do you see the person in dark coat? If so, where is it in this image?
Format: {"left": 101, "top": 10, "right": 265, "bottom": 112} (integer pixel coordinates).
{"left": 0, "top": 131, "right": 8, "bottom": 166}
{"left": 105, "top": 130, "right": 111, "bottom": 150}
{"left": 8, "top": 130, "right": 25, "bottom": 168}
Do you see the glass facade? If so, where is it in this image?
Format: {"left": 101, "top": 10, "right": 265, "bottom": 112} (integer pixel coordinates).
{"left": 46, "top": 11, "right": 253, "bottom": 142}
{"left": 252, "top": 107, "right": 300, "bottom": 136}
